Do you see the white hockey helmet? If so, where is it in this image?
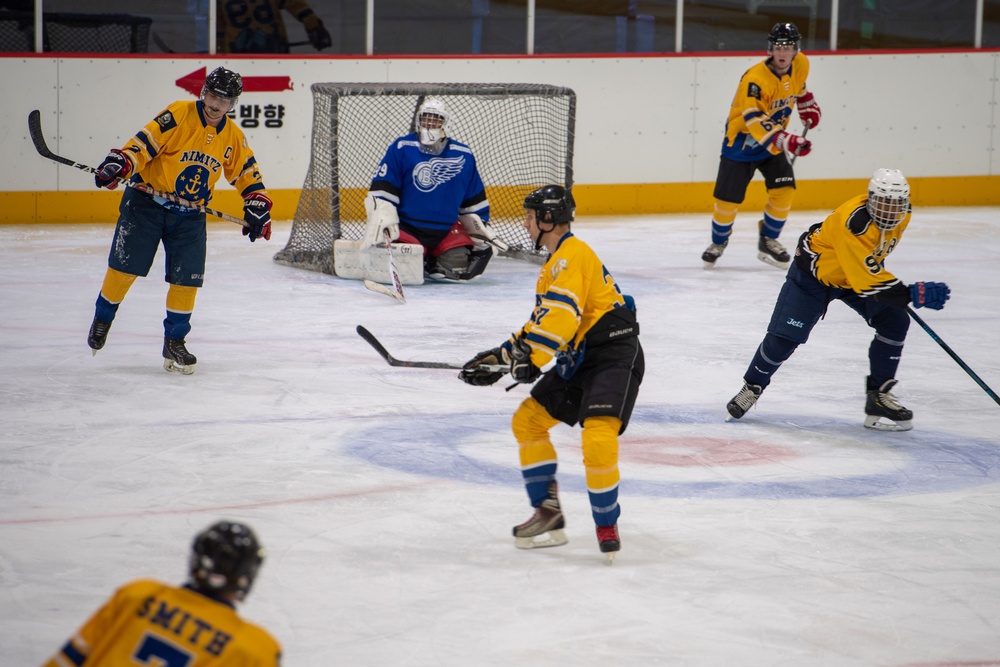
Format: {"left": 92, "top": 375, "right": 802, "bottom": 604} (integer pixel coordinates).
{"left": 867, "top": 168, "right": 910, "bottom": 230}
{"left": 415, "top": 98, "right": 451, "bottom": 151}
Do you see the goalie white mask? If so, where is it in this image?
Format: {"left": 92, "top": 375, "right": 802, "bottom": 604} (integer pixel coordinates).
{"left": 415, "top": 98, "right": 451, "bottom": 154}
{"left": 867, "top": 168, "right": 910, "bottom": 231}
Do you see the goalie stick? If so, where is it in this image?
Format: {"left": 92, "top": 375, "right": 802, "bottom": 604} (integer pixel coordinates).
{"left": 364, "top": 229, "right": 406, "bottom": 303}
{"left": 27, "top": 110, "right": 247, "bottom": 228}
{"left": 356, "top": 325, "right": 507, "bottom": 373}
{"left": 907, "top": 307, "right": 1000, "bottom": 407}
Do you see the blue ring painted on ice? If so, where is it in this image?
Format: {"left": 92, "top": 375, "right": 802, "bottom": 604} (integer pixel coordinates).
{"left": 343, "top": 404, "right": 1000, "bottom": 499}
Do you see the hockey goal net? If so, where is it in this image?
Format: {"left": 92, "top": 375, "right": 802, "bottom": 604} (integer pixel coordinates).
{"left": 274, "top": 82, "right": 576, "bottom": 274}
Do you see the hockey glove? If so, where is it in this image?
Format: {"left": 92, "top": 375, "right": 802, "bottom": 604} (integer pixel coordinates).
{"left": 94, "top": 149, "right": 132, "bottom": 190}
{"left": 909, "top": 281, "right": 951, "bottom": 310}
{"left": 362, "top": 195, "right": 400, "bottom": 249}
{"left": 797, "top": 91, "right": 821, "bottom": 129}
{"left": 510, "top": 336, "right": 541, "bottom": 384}
{"left": 307, "top": 21, "right": 333, "bottom": 50}
{"left": 242, "top": 192, "right": 273, "bottom": 242}
{"left": 459, "top": 344, "right": 510, "bottom": 386}
{"left": 774, "top": 131, "right": 812, "bottom": 158}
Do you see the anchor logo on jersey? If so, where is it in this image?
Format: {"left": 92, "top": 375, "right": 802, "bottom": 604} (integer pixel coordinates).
{"left": 412, "top": 156, "right": 465, "bottom": 192}
{"left": 176, "top": 165, "right": 210, "bottom": 204}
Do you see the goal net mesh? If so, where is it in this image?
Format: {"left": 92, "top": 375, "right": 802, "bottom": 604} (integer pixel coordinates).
{"left": 274, "top": 82, "right": 576, "bottom": 274}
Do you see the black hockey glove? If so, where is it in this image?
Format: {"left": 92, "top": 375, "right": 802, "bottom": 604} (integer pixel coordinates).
{"left": 510, "top": 336, "right": 540, "bottom": 384}
{"left": 459, "top": 346, "right": 509, "bottom": 386}
{"left": 94, "top": 149, "right": 132, "bottom": 190}
{"left": 242, "top": 192, "right": 273, "bottom": 242}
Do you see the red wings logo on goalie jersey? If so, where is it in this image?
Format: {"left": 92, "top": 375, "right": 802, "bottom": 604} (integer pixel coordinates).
{"left": 412, "top": 156, "right": 465, "bottom": 192}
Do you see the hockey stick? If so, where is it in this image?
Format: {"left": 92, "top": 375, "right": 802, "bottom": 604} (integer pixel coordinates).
{"left": 363, "top": 229, "right": 406, "bottom": 304}
{"left": 27, "top": 110, "right": 247, "bottom": 228}
{"left": 789, "top": 124, "right": 810, "bottom": 166}
{"left": 907, "top": 307, "right": 1000, "bottom": 407}
{"left": 356, "top": 325, "right": 507, "bottom": 372}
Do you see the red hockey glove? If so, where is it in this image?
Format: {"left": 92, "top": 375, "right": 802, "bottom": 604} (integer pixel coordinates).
{"left": 774, "top": 131, "right": 812, "bottom": 158}
{"left": 797, "top": 91, "right": 821, "bottom": 129}
{"left": 94, "top": 149, "right": 132, "bottom": 190}
{"left": 242, "top": 192, "right": 272, "bottom": 242}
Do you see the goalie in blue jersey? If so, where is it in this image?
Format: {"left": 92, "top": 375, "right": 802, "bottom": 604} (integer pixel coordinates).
{"left": 362, "top": 98, "right": 504, "bottom": 282}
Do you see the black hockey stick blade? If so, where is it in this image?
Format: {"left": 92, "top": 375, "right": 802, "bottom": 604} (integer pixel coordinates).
{"left": 356, "top": 325, "right": 505, "bottom": 372}
{"left": 27, "top": 110, "right": 247, "bottom": 227}
{"left": 907, "top": 307, "right": 1000, "bottom": 407}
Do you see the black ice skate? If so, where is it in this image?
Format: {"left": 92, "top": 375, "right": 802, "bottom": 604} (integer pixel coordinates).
{"left": 513, "top": 482, "right": 567, "bottom": 549}
{"left": 701, "top": 241, "right": 728, "bottom": 269}
{"left": 726, "top": 382, "right": 763, "bottom": 420}
{"left": 864, "top": 377, "right": 913, "bottom": 431}
{"left": 88, "top": 317, "right": 112, "bottom": 356}
{"left": 757, "top": 221, "right": 790, "bottom": 268}
{"left": 163, "top": 337, "right": 197, "bottom": 375}
{"left": 596, "top": 524, "right": 621, "bottom": 563}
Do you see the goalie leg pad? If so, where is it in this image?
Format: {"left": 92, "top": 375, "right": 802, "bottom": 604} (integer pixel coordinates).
{"left": 333, "top": 240, "right": 424, "bottom": 285}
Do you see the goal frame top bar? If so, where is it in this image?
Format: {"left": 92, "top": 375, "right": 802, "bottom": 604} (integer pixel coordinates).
{"left": 309, "top": 82, "right": 576, "bottom": 97}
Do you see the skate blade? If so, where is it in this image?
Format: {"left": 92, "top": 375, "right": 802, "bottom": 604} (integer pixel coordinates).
{"left": 863, "top": 415, "right": 912, "bottom": 432}
{"left": 91, "top": 349, "right": 98, "bottom": 357}
{"left": 163, "top": 359, "right": 196, "bottom": 375}
{"left": 702, "top": 260, "right": 718, "bottom": 270}
{"left": 514, "top": 529, "right": 568, "bottom": 549}
{"left": 757, "top": 252, "right": 790, "bottom": 269}
{"left": 606, "top": 552, "right": 616, "bottom": 565}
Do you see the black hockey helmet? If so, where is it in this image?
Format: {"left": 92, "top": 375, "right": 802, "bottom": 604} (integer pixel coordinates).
{"left": 768, "top": 22, "right": 801, "bottom": 50}
{"left": 188, "top": 520, "right": 264, "bottom": 602}
{"left": 202, "top": 67, "right": 243, "bottom": 102}
{"left": 523, "top": 185, "right": 575, "bottom": 226}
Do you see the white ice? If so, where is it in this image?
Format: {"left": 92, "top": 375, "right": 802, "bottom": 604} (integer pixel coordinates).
{"left": 2, "top": 210, "right": 999, "bottom": 666}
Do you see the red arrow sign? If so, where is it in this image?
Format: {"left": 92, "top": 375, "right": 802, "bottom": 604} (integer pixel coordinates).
{"left": 175, "top": 67, "right": 293, "bottom": 96}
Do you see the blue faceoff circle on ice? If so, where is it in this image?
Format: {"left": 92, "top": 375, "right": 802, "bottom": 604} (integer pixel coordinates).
{"left": 344, "top": 405, "right": 1000, "bottom": 500}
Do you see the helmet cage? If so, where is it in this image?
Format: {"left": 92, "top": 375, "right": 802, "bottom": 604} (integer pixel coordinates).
{"left": 866, "top": 168, "right": 910, "bottom": 231}
{"left": 414, "top": 98, "right": 451, "bottom": 150}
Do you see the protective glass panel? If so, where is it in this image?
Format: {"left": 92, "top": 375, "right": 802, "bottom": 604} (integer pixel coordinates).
{"left": 837, "top": 0, "right": 976, "bottom": 49}
{"left": 681, "top": 0, "right": 831, "bottom": 52}
{"left": 374, "top": 0, "right": 527, "bottom": 54}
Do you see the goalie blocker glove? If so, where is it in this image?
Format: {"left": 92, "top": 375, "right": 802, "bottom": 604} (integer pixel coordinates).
{"left": 94, "top": 149, "right": 132, "bottom": 190}
{"left": 242, "top": 192, "right": 272, "bottom": 242}
{"left": 909, "top": 281, "right": 950, "bottom": 310}
{"left": 460, "top": 343, "right": 511, "bottom": 386}
{"left": 773, "top": 131, "right": 811, "bottom": 158}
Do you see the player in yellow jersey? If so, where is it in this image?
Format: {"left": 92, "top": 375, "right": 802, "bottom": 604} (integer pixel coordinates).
{"left": 725, "top": 169, "right": 951, "bottom": 431}
{"left": 217, "top": 0, "right": 332, "bottom": 53}
{"left": 460, "top": 186, "right": 644, "bottom": 560}
{"left": 41, "top": 520, "right": 281, "bottom": 667}
{"left": 702, "top": 22, "right": 821, "bottom": 270}
{"left": 87, "top": 67, "right": 273, "bottom": 375}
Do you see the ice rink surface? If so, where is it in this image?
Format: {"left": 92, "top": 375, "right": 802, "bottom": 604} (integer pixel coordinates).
{"left": 2, "top": 209, "right": 999, "bottom": 666}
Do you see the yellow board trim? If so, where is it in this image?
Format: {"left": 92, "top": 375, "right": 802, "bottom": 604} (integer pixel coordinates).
{"left": 4, "top": 178, "right": 1000, "bottom": 224}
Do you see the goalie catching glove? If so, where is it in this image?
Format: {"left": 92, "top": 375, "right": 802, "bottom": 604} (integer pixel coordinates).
{"left": 459, "top": 213, "right": 509, "bottom": 252}
{"left": 242, "top": 192, "right": 272, "bottom": 242}
{"left": 94, "top": 149, "right": 132, "bottom": 190}
{"left": 460, "top": 343, "right": 511, "bottom": 386}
